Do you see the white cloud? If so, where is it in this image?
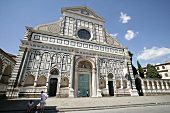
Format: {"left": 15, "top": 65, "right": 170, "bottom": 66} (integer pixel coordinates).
{"left": 124, "top": 30, "right": 138, "bottom": 40}
{"left": 137, "top": 47, "right": 170, "bottom": 60}
{"left": 143, "top": 47, "right": 147, "bottom": 50}
{"left": 110, "top": 33, "right": 118, "bottom": 38}
{"left": 119, "top": 12, "right": 131, "bottom": 23}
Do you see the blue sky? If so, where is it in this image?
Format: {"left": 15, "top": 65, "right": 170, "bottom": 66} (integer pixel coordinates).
{"left": 1, "top": 0, "right": 170, "bottom": 68}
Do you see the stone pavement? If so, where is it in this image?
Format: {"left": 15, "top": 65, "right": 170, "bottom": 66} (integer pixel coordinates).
{"left": 1, "top": 95, "right": 170, "bottom": 112}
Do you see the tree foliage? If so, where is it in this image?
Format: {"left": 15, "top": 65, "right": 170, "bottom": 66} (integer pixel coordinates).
{"left": 146, "top": 64, "right": 162, "bottom": 79}
{"left": 137, "top": 61, "right": 144, "bottom": 78}
{"left": 132, "top": 65, "right": 138, "bottom": 77}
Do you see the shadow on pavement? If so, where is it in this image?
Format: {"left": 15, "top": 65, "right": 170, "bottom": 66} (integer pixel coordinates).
{"left": 0, "top": 99, "right": 59, "bottom": 112}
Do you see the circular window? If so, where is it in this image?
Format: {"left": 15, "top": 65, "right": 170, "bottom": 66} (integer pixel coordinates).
{"left": 78, "top": 29, "right": 91, "bottom": 40}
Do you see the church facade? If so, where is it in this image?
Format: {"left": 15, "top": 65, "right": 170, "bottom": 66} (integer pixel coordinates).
{"left": 6, "top": 6, "right": 138, "bottom": 98}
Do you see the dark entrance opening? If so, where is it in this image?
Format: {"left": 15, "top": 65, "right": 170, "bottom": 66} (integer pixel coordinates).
{"left": 49, "top": 78, "right": 58, "bottom": 96}
{"left": 108, "top": 81, "right": 114, "bottom": 96}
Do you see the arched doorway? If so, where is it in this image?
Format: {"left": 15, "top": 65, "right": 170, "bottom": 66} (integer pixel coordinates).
{"left": 108, "top": 73, "right": 114, "bottom": 96}
{"left": 76, "top": 60, "right": 92, "bottom": 97}
{"left": 49, "top": 69, "right": 59, "bottom": 96}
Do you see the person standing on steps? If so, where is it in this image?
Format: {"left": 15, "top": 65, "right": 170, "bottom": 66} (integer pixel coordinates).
{"left": 78, "top": 89, "right": 80, "bottom": 97}
{"left": 40, "top": 91, "right": 48, "bottom": 113}
{"left": 87, "top": 90, "right": 89, "bottom": 97}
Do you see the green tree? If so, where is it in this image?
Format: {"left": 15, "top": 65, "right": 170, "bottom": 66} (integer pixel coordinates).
{"left": 137, "top": 61, "right": 144, "bottom": 78}
{"left": 146, "top": 64, "right": 162, "bottom": 79}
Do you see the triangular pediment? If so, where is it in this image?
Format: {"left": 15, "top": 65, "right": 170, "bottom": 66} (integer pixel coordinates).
{"left": 62, "top": 6, "right": 105, "bottom": 22}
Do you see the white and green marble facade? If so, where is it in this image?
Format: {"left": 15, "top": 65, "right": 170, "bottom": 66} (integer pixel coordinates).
{"left": 6, "top": 6, "right": 138, "bottom": 98}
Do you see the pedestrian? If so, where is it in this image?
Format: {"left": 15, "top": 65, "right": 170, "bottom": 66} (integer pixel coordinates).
{"left": 27, "top": 100, "right": 34, "bottom": 112}
{"left": 40, "top": 91, "right": 48, "bottom": 113}
{"left": 87, "top": 90, "right": 89, "bottom": 97}
{"left": 78, "top": 89, "right": 80, "bottom": 97}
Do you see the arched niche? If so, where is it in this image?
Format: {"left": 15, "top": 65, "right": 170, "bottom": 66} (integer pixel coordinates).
{"left": 37, "top": 76, "right": 47, "bottom": 87}
{"left": 60, "top": 77, "right": 69, "bottom": 88}
{"left": 99, "top": 79, "right": 106, "bottom": 89}
{"left": 116, "top": 80, "right": 121, "bottom": 89}
{"left": 123, "top": 80, "right": 127, "bottom": 89}
{"left": 1, "top": 65, "right": 12, "bottom": 84}
{"left": 24, "top": 75, "right": 34, "bottom": 86}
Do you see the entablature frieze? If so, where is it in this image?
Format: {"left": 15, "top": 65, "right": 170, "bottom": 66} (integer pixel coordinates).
{"left": 23, "top": 28, "right": 123, "bottom": 48}
{"left": 21, "top": 33, "right": 128, "bottom": 57}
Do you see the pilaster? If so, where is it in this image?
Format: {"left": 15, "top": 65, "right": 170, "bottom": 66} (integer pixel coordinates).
{"left": 74, "top": 66, "right": 78, "bottom": 97}
{"left": 121, "top": 78, "right": 123, "bottom": 89}
{"left": 69, "top": 53, "right": 75, "bottom": 97}
{"left": 91, "top": 68, "right": 97, "bottom": 97}
{"left": 103, "top": 61, "right": 109, "bottom": 96}
{"left": 96, "top": 56, "right": 102, "bottom": 97}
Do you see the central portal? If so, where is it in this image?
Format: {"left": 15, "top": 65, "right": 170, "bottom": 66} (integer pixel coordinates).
{"left": 78, "top": 74, "right": 89, "bottom": 97}
{"left": 75, "top": 60, "right": 93, "bottom": 97}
